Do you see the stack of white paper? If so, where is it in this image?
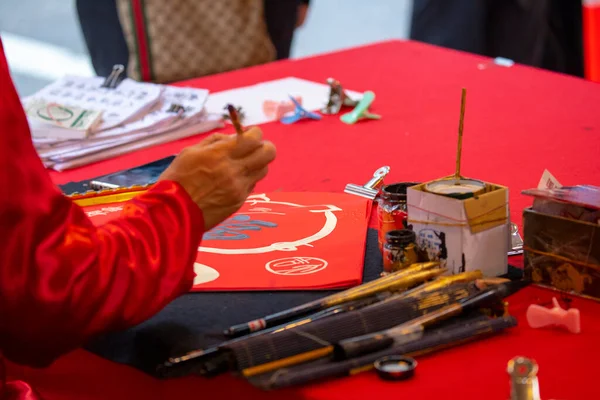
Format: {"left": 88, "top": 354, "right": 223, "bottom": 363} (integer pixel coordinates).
{"left": 25, "top": 76, "right": 223, "bottom": 171}
{"left": 26, "top": 76, "right": 364, "bottom": 171}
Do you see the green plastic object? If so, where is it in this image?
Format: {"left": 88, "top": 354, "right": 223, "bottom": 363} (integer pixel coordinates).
{"left": 340, "top": 91, "right": 381, "bottom": 124}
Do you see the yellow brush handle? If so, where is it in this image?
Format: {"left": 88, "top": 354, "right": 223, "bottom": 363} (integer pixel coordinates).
{"left": 242, "top": 346, "right": 334, "bottom": 378}
{"left": 406, "top": 270, "right": 483, "bottom": 297}
{"left": 71, "top": 186, "right": 149, "bottom": 206}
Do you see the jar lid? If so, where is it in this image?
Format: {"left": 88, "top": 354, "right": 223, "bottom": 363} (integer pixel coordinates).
{"left": 380, "top": 182, "right": 420, "bottom": 202}
{"left": 385, "top": 229, "right": 416, "bottom": 246}
{"left": 424, "top": 178, "right": 486, "bottom": 199}
{"left": 374, "top": 356, "right": 417, "bottom": 381}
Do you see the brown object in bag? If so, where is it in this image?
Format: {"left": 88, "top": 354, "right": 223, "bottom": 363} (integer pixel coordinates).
{"left": 116, "top": 0, "right": 277, "bottom": 83}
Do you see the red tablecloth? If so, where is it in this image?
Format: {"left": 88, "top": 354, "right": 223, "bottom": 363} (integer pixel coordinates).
{"left": 9, "top": 40, "right": 600, "bottom": 399}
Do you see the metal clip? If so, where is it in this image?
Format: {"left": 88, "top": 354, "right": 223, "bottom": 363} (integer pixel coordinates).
{"left": 508, "top": 223, "right": 524, "bottom": 256}
{"left": 344, "top": 166, "right": 391, "bottom": 200}
{"left": 507, "top": 356, "right": 540, "bottom": 400}
{"left": 101, "top": 64, "right": 126, "bottom": 89}
{"left": 321, "top": 78, "right": 359, "bottom": 115}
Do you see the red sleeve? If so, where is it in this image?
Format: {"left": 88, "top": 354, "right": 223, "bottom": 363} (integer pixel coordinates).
{"left": 0, "top": 40, "right": 204, "bottom": 367}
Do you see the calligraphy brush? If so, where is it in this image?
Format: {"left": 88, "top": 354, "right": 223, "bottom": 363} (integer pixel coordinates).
{"left": 160, "top": 267, "right": 444, "bottom": 377}
{"left": 424, "top": 88, "right": 486, "bottom": 198}
{"left": 238, "top": 280, "right": 485, "bottom": 378}
{"left": 380, "top": 270, "right": 484, "bottom": 304}
{"left": 158, "top": 294, "right": 386, "bottom": 378}
{"left": 204, "top": 294, "right": 387, "bottom": 341}
{"left": 455, "top": 87, "right": 466, "bottom": 181}
{"left": 249, "top": 314, "right": 518, "bottom": 390}
{"left": 224, "top": 262, "right": 441, "bottom": 338}
{"left": 159, "top": 281, "right": 477, "bottom": 379}
{"left": 334, "top": 279, "right": 527, "bottom": 360}
{"left": 160, "top": 278, "right": 517, "bottom": 379}
{"left": 226, "top": 104, "right": 244, "bottom": 135}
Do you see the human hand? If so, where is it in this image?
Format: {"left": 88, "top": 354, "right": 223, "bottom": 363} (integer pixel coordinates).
{"left": 296, "top": 3, "right": 309, "bottom": 28}
{"left": 158, "top": 127, "right": 276, "bottom": 230}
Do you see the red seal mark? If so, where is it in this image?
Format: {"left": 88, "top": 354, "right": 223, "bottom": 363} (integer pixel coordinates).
{"left": 265, "top": 257, "right": 328, "bottom": 276}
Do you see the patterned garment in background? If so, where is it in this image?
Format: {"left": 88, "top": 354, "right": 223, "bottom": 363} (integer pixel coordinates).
{"left": 116, "top": 0, "right": 277, "bottom": 83}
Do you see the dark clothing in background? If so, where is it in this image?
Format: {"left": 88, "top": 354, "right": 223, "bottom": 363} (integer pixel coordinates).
{"left": 76, "top": 0, "right": 304, "bottom": 78}
{"left": 76, "top": 0, "right": 128, "bottom": 78}
{"left": 264, "top": 0, "right": 299, "bottom": 61}
{"left": 410, "top": 0, "right": 584, "bottom": 77}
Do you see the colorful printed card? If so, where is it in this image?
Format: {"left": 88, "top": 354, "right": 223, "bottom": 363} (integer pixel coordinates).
{"left": 80, "top": 192, "right": 371, "bottom": 291}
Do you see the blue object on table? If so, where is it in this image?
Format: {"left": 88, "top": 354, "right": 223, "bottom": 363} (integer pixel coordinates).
{"left": 279, "top": 95, "right": 322, "bottom": 124}
{"left": 58, "top": 156, "right": 175, "bottom": 194}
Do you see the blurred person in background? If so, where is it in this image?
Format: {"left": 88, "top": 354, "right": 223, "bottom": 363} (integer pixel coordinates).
{"left": 76, "top": 0, "right": 310, "bottom": 82}
{"left": 410, "top": 0, "right": 584, "bottom": 78}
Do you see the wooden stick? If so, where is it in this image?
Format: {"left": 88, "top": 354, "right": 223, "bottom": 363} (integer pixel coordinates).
{"left": 455, "top": 88, "right": 467, "bottom": 180}
{"left": 242, "top": 346, "right": 334, "bottom": 378}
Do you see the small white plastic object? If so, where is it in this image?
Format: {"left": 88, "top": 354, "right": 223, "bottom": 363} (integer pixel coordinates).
{"left": 526, "top": 297, "right": 581, "bottom": 334}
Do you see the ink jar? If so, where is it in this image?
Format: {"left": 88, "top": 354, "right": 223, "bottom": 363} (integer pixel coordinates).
{"left": 383, "top": 229, "right": 418, "bottom": 274}
{"left": 377, "top": 182, "right": 419, "bottom": 253}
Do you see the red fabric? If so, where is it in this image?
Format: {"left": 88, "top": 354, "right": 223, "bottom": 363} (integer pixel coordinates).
{"left": 131, "top": 0, "right": 152, "bottom": 81}
{"left": 48, "top": 42, "right": 600, "bottom": 231}
{"left": 0, "top": 41, "right": 205, "bottom": 398}
{"left": 4, "top": 286, "right": 600, "bottom": 400}
{"left": 4, "top": 381, "right": 43, "bottom": 400}
{"left": 83, "top": 192, "right": 372, "bottom": 291}
{"left": 6, "top": 40, "right": 600, "bottom": 398}
{"left": 583, "top": 3, "right": 600, "bottom": 82}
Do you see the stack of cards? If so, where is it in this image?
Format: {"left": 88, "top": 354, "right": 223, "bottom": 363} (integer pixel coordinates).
{"left": 25, "top": 76, "right": 223, "bottom": 171}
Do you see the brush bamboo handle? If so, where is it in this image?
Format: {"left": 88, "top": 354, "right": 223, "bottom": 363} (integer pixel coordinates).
{"left": 455, "top": 88, "right": 467, "bottom": 180}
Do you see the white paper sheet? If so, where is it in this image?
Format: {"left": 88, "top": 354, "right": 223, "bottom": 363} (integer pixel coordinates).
{"left": 25, "top": 76, "right": 163, "bottom": 135}
{"left": 51, "top": 114, "right": 224, "bottom": 171}
{"left": 204, "top": 77, "right": 363, "bottom": 126}
{"left": 537, "top": 169, "right": 562, "bottom": 190}
{"left": 94, "top": 85, "right": 209, "bottom": 138}
{"left": 33, "top": 84, "right": 211, "bottom": 163}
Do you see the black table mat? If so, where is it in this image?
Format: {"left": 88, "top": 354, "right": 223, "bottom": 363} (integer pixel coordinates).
{"left": 84, "top": 228, "right": 522, "bottom": 376}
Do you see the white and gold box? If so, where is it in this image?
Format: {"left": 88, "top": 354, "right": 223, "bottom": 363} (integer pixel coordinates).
{"left": 407, "top": 176, "right": 510, "bottom": 277}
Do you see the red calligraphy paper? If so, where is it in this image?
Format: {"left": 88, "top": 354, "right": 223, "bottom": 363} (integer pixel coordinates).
{"left": 82, "top": 192, "right": 372, "bottom": 291}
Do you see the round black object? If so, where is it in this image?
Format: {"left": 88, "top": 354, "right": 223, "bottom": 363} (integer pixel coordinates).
{"left": 374, "top": 356, "right": 417, "bottom": 381}
{"left": 385, "top": 229, "right": 416, "bottom": 247}
{"left": 380, "top": 182, "right": 420, "bottom": 202}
